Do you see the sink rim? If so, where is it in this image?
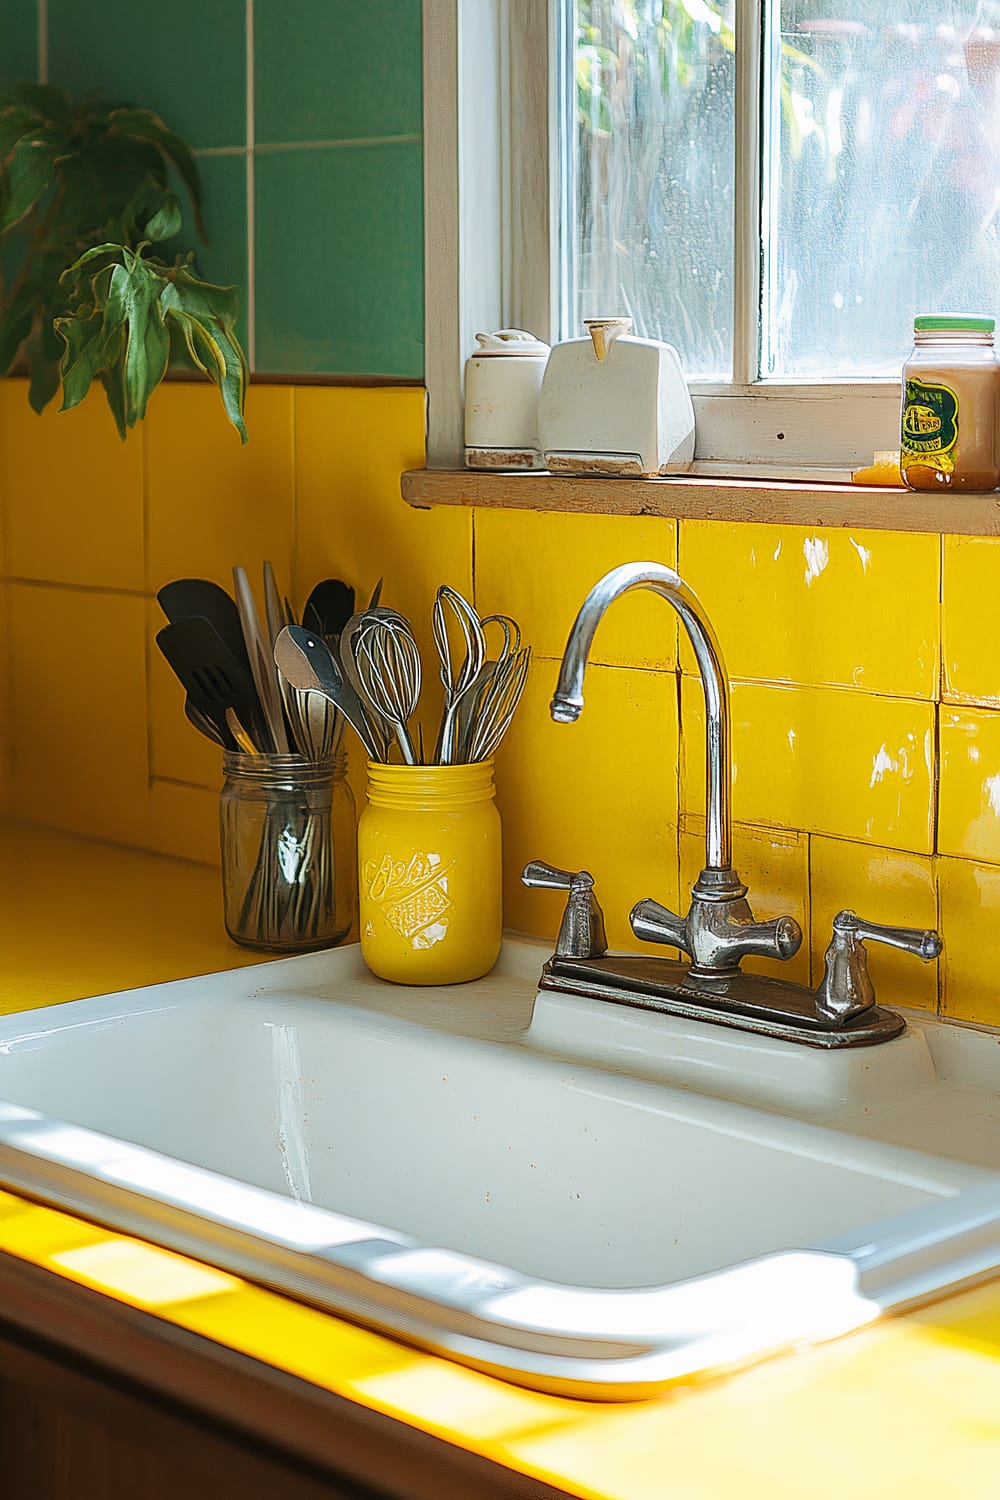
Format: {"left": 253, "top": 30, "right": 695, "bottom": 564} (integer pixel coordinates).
{"left": 2, "top": 939, "right": 1000, "bottom": 1400}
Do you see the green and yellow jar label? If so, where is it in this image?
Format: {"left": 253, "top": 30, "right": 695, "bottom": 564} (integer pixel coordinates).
{"left": 901, "top": 378, "right": 959, "bottom": 473}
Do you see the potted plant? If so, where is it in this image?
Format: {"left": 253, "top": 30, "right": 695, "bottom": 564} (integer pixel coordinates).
{"left": 0, "top": 83, "right": 248, "bottom": 441}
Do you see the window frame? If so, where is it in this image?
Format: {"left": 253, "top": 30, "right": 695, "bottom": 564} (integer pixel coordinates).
{"left": 422, "top": 0, "right": 900, "bottom": 473}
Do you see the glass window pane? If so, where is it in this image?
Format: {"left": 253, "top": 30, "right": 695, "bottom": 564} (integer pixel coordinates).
{"left": 766, "top": 3, "right": 1000, "bottom": 378}
{"left": 563, "top": 1, "right": 736, "bottom": 379}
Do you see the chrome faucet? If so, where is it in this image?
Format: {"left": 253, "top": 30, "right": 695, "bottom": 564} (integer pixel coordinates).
{"left": 549, "top": 561, "right": 802, "bottom": 977}
{"left": 525, "top": 561, "right": 942, "bottom": 1049}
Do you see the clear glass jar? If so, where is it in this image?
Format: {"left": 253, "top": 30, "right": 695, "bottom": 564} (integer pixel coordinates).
{"left": 901, "top": 315, "right": 1000, "bottom": 492}
{"left": 358, "top": 760, "right": 502, "bottom": 985}
{"left": 220, "top": 751, "right": 356, "bottom": 952}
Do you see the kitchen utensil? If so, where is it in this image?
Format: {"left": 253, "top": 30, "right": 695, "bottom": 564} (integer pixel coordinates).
{"left": 273, "top": 625, "right": 381, "bottom": 760}
{"left": 302, "top": 579, "right": 356, "bottom": 640}
{"left": 262, "top": 560, "right": 285, "bottom": 646}
{"left": 354, "top": 614, "right": 421, "bottom": 765}
{"left": 453, "top": 616, "right": 521, "bottom": 762}
{"left": 432, "top": 586, "right": 486, "bottom": 765}
{"left": 339, "top": 610, "right": 394, "bottom": 760}
{"left": 184, "top": 698, "right": 227, "bottom": 747}
{"left": 279, "top": 675, "right": 340, "bottom": 761}
{"left": 466, "top": 645, "right": 531, "bottom": 762}
{"left": 225, "top": 707, "right": 259, "bottom": 755}
{"left": 233, "top": 565, "right": 290, "bottom": 754}
{"left": 156, "top": 617, "right": 262, "bottom": 751}
{"left": 156, "top": 578, "right": 252, "bottom": 677}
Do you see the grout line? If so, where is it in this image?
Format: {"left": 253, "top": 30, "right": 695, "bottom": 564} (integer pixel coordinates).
{"left": 5, "top": 576, "right": 153, "bottom": 599}
{"left": 37, "top": 0, "right": 47, "bottom": 82}
{"left": 253, "top": 134, "right": 423, "bottom": 153}
{"left": 151, "top": 775, "right": 217, "bottom": 793}
{"left": 245, "top": 0, "right": 256, "bottom": 370}
{"left": 192, "top": 146, "right": 249, "bottom": 158}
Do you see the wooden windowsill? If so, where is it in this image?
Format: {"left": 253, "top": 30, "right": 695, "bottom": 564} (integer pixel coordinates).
{"left": 401, "top": 469, "right": 1000, "bottom": 537}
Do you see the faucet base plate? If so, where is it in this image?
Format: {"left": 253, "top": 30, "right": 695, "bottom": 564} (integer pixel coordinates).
{"left": 539, "top": 954, "right": 905, "bottom": 1049}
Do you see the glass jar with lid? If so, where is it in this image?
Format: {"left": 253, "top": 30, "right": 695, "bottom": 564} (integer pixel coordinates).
{"left": 900, "top": 315, "right": 1000, "bottom": 492}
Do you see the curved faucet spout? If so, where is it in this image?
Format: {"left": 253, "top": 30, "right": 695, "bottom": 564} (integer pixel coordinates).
{"left": 551, "top": 561, "right": 731, "bottom": 871}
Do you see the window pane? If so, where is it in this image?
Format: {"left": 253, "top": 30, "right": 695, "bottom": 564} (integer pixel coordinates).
{"left": 564, "top": 1, "right": 736, "bottom": 379}
{"left": 767, "top": 3, "right": 1000, "bottom": 378}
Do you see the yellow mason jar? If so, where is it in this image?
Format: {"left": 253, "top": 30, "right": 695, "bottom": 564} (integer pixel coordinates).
{"left": 358, "top": 760, "right": 502, "bottom": 985}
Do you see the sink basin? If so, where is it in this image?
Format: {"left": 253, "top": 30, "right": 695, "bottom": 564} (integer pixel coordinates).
{"left": 1, "top": 938, "right": 1000, "bottom": 1398}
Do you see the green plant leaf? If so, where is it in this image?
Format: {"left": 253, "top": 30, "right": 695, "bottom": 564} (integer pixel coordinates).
{"left": 0, "top": 102, "right": 41, "bottom": 161}
{"left": 0, "top": 279, "right": 38, "bottom": 371}
{"left": 100, "top": 360, "right": 128, "bottom": 440}
{"left": 0, "top": 134, "right": 63, "bottom": 231}
{"left": 102, "top": 256, "right": 169, "bottom": 424}
{"left": 25, "top": 316, "right": 63, "bottom": 413}
{"left": 138, "top": 185, "right": 181, "bottom": 243}
{"left": 107, "top": 108, "right": 205, "bottom": 240}
{"left": 161, "top": 278, "right": 247, "bottom": 442}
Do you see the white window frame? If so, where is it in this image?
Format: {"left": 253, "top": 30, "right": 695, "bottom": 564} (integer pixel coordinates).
{"left": 422, "top": 0, "right": 900, "bottom": 474}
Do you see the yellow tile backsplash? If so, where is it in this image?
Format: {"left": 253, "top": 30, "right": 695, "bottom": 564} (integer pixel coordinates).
{"left": 680, "top": 677, "right": 936, "bottom": 853}
{"left": 939, "top": 706, "right": 1000, "bottom": 863}
{"left": 145, "top": 383, "right": 296, "bottom": 595}
{"left": 4, "top": 373, "right": 1000, "bottom": 1026}
{"left": 497, "top": 658, "right": 679, "bottom": 951}
{"left": 475, "top": 508, "right": 679, "bottom": 668}
{"left": 0, "top": 380, "right": 144, "bottom": 591}
{"left": 942, "top": 536, "right": 1000, "bottom": 707}
{"left": 679, "top": 521, "right": 940, "bottom": 698}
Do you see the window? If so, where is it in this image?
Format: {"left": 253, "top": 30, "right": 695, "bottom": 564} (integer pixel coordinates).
{"left": 423, "top": 2, "right": 1000, "bottom": 471}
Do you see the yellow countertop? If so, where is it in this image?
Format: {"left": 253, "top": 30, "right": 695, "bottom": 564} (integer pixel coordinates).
{"left": 3, "top": 819, "right": 1000, "bottom": 1498}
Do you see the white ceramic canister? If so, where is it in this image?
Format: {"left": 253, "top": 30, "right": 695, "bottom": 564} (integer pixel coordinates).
{"left": 538, "top": 317, "right": 695, "bottom": 477}
{"left": 464, "top": 328, "right": 550, "bottom": 471}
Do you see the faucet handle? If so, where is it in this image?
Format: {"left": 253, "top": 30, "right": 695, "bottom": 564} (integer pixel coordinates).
{"left": 521, "top": 860, "right": 608, "bottom": 960}
{"left": 521, "top": 860, "right": 584, "bottom": 891}
{"left": 815, "top": 909, "right": 942, "bottom": 1023}
{"left": 630, "top": 898, "right": 690, "bottom": 956}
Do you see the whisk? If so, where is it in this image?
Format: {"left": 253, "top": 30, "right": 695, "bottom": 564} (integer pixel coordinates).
{"left": 353, "top": 614, "right": 422, "bottom": 765}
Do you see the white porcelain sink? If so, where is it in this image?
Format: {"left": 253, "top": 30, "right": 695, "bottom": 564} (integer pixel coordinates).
{"left": 2, "top": 938, "right": 1000, "bottom": 1398}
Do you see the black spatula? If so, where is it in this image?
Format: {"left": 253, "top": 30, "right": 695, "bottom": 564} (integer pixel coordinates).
{"left": 157, "top": 578, "right": 252, "bottom": 676}
{"left": 156, "top": 616, "right": 264, "bottom": 751}
{"left": 301, "top": 579, "right": 356, "bottom": 639}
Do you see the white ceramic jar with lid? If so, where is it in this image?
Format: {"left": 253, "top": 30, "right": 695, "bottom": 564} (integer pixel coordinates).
{"left": 464, "top": 328, "right": 550, "bottom": 471}
{"left": 537, "top": 317, "right": 695, "bottom": 476}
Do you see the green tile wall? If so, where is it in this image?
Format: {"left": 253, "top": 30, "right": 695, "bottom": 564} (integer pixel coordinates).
{"left": 0, "top": 0, "right": 423, "bottom": 379}
{"left": 0, "top": 0, "right": 36, "bottom": 91}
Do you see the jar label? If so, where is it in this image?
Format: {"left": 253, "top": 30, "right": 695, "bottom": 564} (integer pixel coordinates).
{"left": 901, "top": 378, "right": 959, "bottom": 473}
{"left": 362, "top": 851, "right": 453, "bottom": 942}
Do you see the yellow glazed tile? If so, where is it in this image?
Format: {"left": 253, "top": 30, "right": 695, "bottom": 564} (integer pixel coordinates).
{"left": 6, "top": 583, "right": 150, "bottom": 845}
{"left": 146, "top": 779, "right": 222, "bottom": 867}
{"left": 0, "top": 379, "right": 144, "bottom": 590}
{"left": 679, "top": 816, "right": 810, "bottom": 983}
{"left": 943, "top": 535, "right": 1000, "bottom": 707}
{"left": 680, "top": 678, "right": 935, "bottom": 853}
{"left": 294, "top": 386, "right": 471, "bottom": 682}
{"left": 475, "top": 508, "right": 678, "bottom": 668}
{"left": 939, "top": 706, "right": 1000, "bottom": 863}
{"left": 496, "top": 658, "right": 679, "bottom": 951}
{"left": 145, "top": 383, "right": 295, "bottom": 594}
{"left": 938, "top": 856, "right": 1000, "bottom": 1025}
{"left": 809, "top": 837, "right": 938, "bottom": 1011}
{"left": 678, "top": 520, "right": 939, "bottom": 698}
